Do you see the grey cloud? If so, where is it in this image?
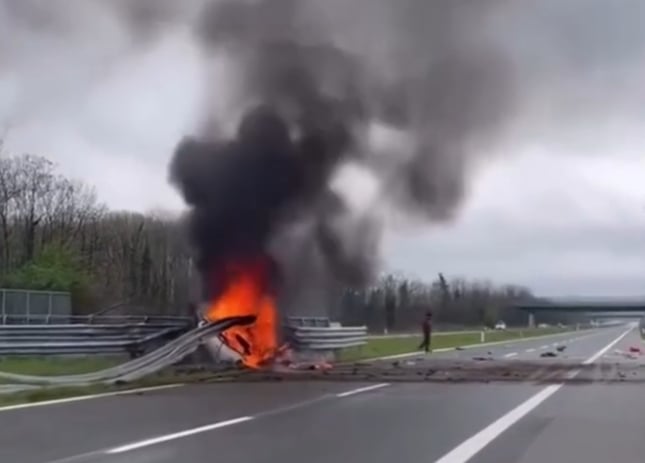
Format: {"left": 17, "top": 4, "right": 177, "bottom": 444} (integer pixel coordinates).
{"left": 2, "top": 0, "right": 645, "bottom": 298}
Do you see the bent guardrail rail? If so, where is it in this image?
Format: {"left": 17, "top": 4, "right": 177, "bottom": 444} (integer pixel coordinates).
{"left": 0, "top": 316, "right": 254, "bottom": 387}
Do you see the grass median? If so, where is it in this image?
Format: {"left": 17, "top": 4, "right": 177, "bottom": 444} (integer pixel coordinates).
{"left": 0, "top": 369, "right": 219, "bottom": 408}
{"left": 338, "top": 327, "right": 574, "bottom": 362}
{"left": 0, "top": 356, "right": 122, "bottom": 378}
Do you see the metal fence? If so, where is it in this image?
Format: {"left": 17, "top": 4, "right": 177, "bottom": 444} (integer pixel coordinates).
{"left": 0, "top": 288, "right": 72, "bottom": 324}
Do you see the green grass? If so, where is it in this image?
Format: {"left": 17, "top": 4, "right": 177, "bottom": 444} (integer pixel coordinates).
{"left": 0, "top": 369, "right": 216, "bottom": 408}
{"left": 0, "top": 356, "right": 122, "bottom": 378}
{"left": 338, "top": 327, "right": 573, "bottom": 362}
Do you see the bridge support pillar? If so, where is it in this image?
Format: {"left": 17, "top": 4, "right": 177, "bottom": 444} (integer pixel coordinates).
{"left": 528, "top": 312, "right": 535, "bottom": 328}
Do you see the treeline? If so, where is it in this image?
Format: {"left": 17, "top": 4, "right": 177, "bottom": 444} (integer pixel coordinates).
{"left": 1, "top": 150, "right": 553, "bottom": 326}
{"left": 0, "top": 151, "right": 195, "bottom": 314}
{"left": 335, "top": 273, "right": 544, "bottom": 333}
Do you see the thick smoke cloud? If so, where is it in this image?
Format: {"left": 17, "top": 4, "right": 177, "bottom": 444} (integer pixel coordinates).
{"left": 4, "top": 0, "right": 643, "bottom": 313}
{"left": 167, "top": 0, "right": 516, "bottom": 311}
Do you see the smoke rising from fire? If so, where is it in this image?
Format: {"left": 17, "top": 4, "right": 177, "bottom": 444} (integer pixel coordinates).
{"left": 167, "top": 0, "right": 516, "bottom": 311}
{"left": 165, "top": 0, "right": 515, "bottom": 313}
{"left": 6, "top": 0, "right": 642, "bottom": 315}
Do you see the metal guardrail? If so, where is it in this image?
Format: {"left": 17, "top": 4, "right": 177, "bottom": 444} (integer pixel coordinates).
{"left": 1, "top": 314, "right": 192, "bottom": 325}
{"left": 286, "top": 316, "right": 332, "bottom": 327}
{"left": 0, "top": 318, "right": 193, "bottom": 356}
{"left": 286, "top": 324, "right": 368, "bottom": 350}
{"left": 0, "top": 316, "right": 253, "bottom": 386}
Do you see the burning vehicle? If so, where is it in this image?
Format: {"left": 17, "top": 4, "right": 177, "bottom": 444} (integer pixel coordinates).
{"left": 168, "top": 0, "right": 514, "bottom": 369}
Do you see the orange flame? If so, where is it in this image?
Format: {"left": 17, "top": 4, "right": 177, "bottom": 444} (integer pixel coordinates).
{"left": 203, "top": 256, "right": 278, "bottom": 368}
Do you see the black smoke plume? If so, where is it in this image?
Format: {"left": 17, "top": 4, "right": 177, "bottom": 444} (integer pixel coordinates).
{"left": 168, "top": 0, "right": 516, "bottom": 311}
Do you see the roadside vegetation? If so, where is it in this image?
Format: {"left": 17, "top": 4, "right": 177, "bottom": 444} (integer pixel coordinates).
{"left": 0, "top": 372, "right": 199, "bottom": 408}
{"left": 339, "top": 326, "right": 573, "bottom": 362}
{"left": 0, "top": 356, "right": 122, "bottom": 377}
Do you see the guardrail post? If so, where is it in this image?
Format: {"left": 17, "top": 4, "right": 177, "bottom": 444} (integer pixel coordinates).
{"left": 480, "top": 331, "right": 485, "bottom": 343}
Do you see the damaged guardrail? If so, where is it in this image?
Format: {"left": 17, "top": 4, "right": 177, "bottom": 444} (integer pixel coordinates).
{"left": 0, "top": 316, "right": 254, "bottom": 386}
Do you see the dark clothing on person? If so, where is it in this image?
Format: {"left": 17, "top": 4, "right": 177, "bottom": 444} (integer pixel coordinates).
{"left": 419, "top": 317, "right": 433, "bottom": 352}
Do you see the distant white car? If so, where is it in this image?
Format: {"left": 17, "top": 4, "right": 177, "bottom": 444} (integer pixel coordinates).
{"left": 538, "top": 323, "right": 549, "bottom": 328}
{"left": 494, "top": 321, "right": 507, "bottom": 330}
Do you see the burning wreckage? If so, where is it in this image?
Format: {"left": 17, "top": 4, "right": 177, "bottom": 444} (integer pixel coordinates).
{"left": 167, "top": 0, "right": 516, "bottom": 371}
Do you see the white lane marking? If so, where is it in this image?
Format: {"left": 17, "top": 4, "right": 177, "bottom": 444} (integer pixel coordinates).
{"left": 539, "top": 345, "right": 549, "bottom": 349}
{"left": 503, "top": 353, "right": 517, "bottom": 358}
{"left": 336, "top": 383, "right": 390, "bottom": 398}
{"left": 433, "top": 326, "right": 633, "bottom": 463}
{"left": 0, "top": 384, "right": 183, "bottom": 413}
{"left": 526, "top": 348, "right": 535, "bottom": 353}
{"left": 106, "top": 416, "right": 253, "bottom": 454}
{"left": 583, "top": 329, "right": 631, "bottom": 364}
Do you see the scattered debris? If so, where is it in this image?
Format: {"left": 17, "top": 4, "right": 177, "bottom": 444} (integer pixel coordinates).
{"left": 455, "top": 346, "right": 465, "bottom": 351}
{"left": 540, "top": 351, "right": 558, "bottom": 358}
{"left": 629, "top": 346, "right": 642, "bottom": 354}
{"left": 472, "top": 356, "right": 492, "bottom": 361}
{"left": 404, "top": 360, "right": 417, "bottom": 366}
{"left": 392, "top": 361, "right": 401, "bottom": 368}
{"left": 556, "top": 345, "right": 566, "bottom": 352}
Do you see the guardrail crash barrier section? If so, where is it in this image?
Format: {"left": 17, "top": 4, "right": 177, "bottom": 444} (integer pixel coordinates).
{"left": 284, "top": 317, "right": 367, "bottom": 361}
{"left": 0, "top": 315, "right": 193, "bottom": 357}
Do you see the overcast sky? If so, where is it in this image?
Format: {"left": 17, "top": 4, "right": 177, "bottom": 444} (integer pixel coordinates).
{"left": 1, "top": 0, "right": 645, "bottom": 297}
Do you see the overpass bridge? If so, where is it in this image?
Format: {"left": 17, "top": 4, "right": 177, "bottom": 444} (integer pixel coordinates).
{"left": 513, "top": 299, "right": 645, "bottom": 327}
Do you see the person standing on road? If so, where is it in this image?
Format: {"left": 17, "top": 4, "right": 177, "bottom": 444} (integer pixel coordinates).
{"left": 419, "top": 311, "right": 433, "bottom": 353}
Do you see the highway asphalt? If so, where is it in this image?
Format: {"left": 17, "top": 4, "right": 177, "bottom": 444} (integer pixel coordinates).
{"left": 1, "top": 325, "right": 643, "bottom": 463}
